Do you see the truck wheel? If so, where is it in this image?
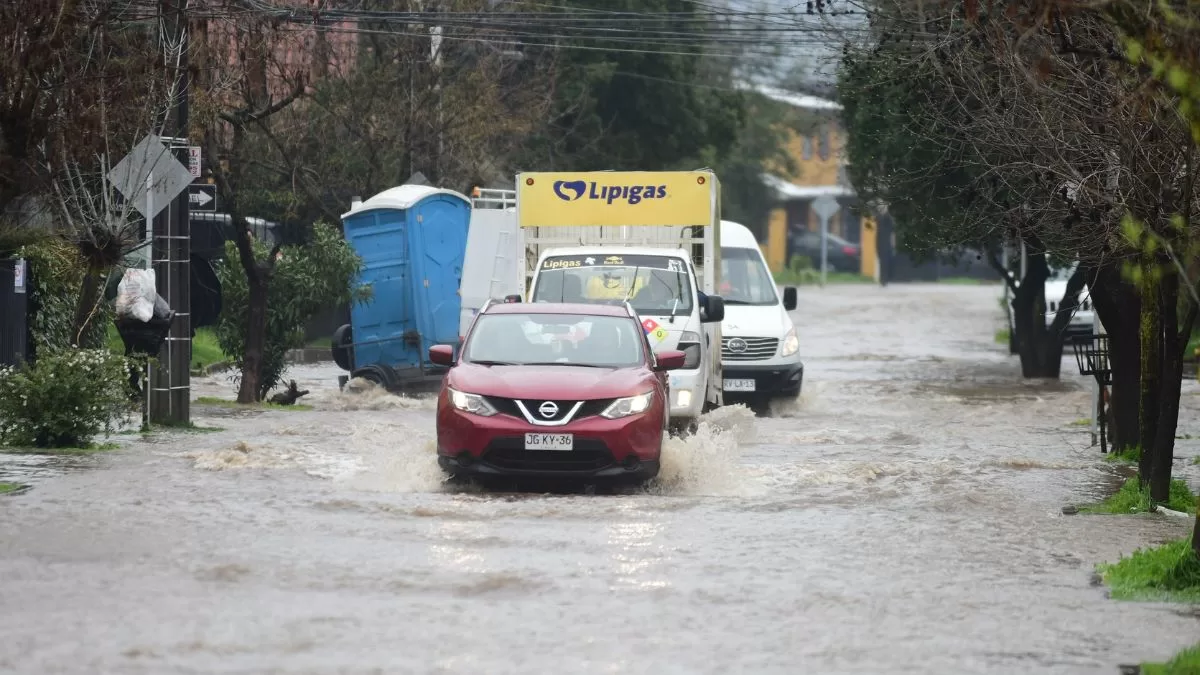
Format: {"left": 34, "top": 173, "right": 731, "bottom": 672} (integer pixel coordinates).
{"left": 351, "top": 364, "right": 394, "bottom": 391}
{"left": 332, "top": 324, "right": 353, "bottom": 371}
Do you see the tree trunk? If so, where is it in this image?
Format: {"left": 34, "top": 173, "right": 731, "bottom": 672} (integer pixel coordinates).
{"left": 1150, "top": 268, "right": 1182, "bottom": 502}
{"left": 1138, "top": 261, "right": 1162, "bottom": 484}
{"left": 1088, "top": 262, "right": 1141, "bottom": 453}
{"left": 1192, "top": 511, "right": 1200, "bottom": 555}
{"left": 1012, "top": 251, "right": 1059, "bottom": 377}
{"left": 237, "top": 273, "right": 269, "bottom": 403}
{"left": 71, "top": 264, "right": 103, "bottom": 347}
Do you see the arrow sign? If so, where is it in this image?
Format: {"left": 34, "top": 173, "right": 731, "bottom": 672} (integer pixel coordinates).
{"left": 189, "top": 184, "right": 217, "bottom": 213}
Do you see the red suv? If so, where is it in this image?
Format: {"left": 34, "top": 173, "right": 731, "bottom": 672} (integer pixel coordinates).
{"left": 428, "top": 301, "right": 686, "bottom": 483}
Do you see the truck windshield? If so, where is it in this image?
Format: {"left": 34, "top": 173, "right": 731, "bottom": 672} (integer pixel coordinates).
{"left": 464, "top": 313, "right": 644, "bottom": 368}
{"left": 532, "top": 254, "right": 694, "bottom": 317}
{"left": 719, "top": 247, "right": 778, "bottom": 305}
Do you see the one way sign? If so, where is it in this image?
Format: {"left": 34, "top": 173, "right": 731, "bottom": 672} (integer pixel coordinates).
{"left": 189, "top": 184, "right": 217, "bottom": 213}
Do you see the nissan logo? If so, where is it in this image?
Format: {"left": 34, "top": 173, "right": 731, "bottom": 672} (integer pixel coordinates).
{"left": 538, "top": 401, "right": 559, "bottom": 418}
{"left": 728, "top": 338, "right": 748, "bottom": 353}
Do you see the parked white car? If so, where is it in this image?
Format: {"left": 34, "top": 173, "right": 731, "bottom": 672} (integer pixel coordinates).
{"left": 1004, "top": 256, "right": 1094, "bottom": 352}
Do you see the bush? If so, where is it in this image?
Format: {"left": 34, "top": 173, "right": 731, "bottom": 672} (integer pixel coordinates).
{"left": 214, "top": 221, "right": 369, "bottom": 399}
{"left": 0, "top": 349, "right": 132, "bottom": 448}
{"left": 18, "top": 238, "right": 111, "bottom": 352}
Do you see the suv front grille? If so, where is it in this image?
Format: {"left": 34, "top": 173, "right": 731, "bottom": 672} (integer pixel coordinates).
{"left": 484, "top": 396, "right": 614, "bottom": 422}
{"left": 721, "top": 336, "right": 779, "bottom": 361}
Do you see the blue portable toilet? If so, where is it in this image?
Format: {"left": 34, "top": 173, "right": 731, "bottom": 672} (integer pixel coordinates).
{"left": 333, "top": 185, "right": 472, "bottom": 392}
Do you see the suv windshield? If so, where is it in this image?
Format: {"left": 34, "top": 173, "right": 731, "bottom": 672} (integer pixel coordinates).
{"left": 719, "top": 247, "right": 778, "bottom": 305}
{"left": 464, "top": 313, "right": 645, "bottom": 368}
{"left": 532, "top": 253, "right": 694, "bottom": 317}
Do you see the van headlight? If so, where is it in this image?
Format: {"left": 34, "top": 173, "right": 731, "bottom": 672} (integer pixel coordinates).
{"left": 601, "top": 391, "right": 653, "bottom": 419}
{"left": 678, "top": 331, "right": 702, "bottom": 369}
{"left": 781, "top": 327, "right": 799, "bottom": 357}
{"left": 448, "top": 387, "right": 497, "bottom": 416}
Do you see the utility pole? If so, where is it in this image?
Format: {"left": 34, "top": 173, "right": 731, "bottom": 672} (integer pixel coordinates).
{"left": 151, "top": 0, "right": 192, "bottom": 425}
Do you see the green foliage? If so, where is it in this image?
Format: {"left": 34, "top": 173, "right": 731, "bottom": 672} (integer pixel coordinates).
{"left": 0, "top": 348, "right": 132, "bottom": 448}
{"left": 17, "top": 238, "right": 111, "bottom": 352}
{"left": 214, "top": 222, "right": 368, "bottom": 400}
{"left": 837, "top": 44, "right": 1004, "bottom": 259}
{"left": 532, "top": 0, "right": 745, "bottom": 172}
{"left": 1081, "top": 476, "right": 1196, "bottom": 514}
{"left": 1099, "top": 537, "right": 1200, "bottom": 602}
{"left": 1103, "top": 445, "right": 1143, "bottom": 464}
{"left": 1141, "top": 641, "right": 1200, "bottom": 675}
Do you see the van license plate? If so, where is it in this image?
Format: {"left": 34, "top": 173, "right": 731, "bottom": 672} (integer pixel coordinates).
{"left": 724, "top": 379, "right": 756, "bottom": 392}
{"left": 525, "top": 433, "right": 573, "bottom": 451}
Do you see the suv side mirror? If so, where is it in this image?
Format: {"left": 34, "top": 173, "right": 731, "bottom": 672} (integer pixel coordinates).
{"left": 654, "top": 349, "right": 686, "bottom": 371}
{"left": 701, "top": 295, "right": 725, "bottom": 323}
{"left": 429, "top": 344, "right": 456, "bottom": 366}
{"left": 783, "top": 286, "right": 798, "bottom": 311}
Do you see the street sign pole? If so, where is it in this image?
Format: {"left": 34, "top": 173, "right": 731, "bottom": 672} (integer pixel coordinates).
{"left": 810, "top": 195, "right": 841, "bottom": 288}
{"left": 153, "top": 0, "right": 191, "bottom": 426}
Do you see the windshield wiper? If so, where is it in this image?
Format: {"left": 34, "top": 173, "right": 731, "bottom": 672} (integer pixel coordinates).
{"left": 722, "top": 299, "right": 755, "bottom": 305}
{"left": 469, "top": 360, "right": 515, "bottom": 366}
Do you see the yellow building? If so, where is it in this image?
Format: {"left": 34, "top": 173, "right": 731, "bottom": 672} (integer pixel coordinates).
{"left": 751, "top": 85, "right": 879, "bottom": 280}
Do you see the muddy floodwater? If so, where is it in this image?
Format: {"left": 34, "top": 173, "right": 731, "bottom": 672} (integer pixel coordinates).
{"left": 2, "top": 284, "right": 1198, "bottom": 674}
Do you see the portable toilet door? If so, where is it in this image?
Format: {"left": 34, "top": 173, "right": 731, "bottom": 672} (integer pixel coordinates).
{"left": 341, "top": 195, "right": 416, "bottom": 372}
{"left": 407, "top": 190, "right": 473, "bottom": 362}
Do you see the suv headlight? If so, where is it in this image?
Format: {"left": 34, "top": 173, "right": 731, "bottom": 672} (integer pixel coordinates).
{"left": 448, "top": 387, "right": 498, "bottom": 416}
{"left": 601, "top": 391, "right": 653, "bottom": 419}
{"left": 781, "top": 326, "right": 799, "bottom": 357}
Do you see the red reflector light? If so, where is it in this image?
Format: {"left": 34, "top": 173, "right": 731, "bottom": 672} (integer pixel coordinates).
{"left": 842, "top": 246, "right": 857, "bottom": 256}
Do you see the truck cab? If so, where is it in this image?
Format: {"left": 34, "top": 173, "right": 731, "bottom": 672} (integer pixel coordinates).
{"left": 528, "top": 246, "right": 724, "bottom": 427}
{"left": 717, "top": 220, "right": 803, "bottom": 405}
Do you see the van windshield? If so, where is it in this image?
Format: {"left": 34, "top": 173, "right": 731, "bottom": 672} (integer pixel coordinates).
{"left": 719, "top": 247, "right": 778, "bottom": 305}
{"left": 532, "top": 253, "right": 694, "bottom": 316}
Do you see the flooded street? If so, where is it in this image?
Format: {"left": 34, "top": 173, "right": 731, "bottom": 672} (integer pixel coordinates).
{"left": 2, "top": 283, "right": 1198, "bottom": 674}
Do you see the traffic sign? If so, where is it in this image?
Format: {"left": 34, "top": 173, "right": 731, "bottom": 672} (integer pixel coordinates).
{"left": 105, "top": 134, "right": 195, "bottom": 220}
{"left": 811, "top": 195, "right": 841, "bottom": 222}
{"left": 189, "top": 184, "right": 217, "bottom": 213}
{"left": 188, "top": 146, "right": 202, "bottom": 178}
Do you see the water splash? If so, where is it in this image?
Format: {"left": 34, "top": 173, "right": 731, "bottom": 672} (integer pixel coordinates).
{"left": 652, "top": 405, "right": 758, "bottom": 496}
{"left": 314, "top": 378, "right": 437, "bottom": 412}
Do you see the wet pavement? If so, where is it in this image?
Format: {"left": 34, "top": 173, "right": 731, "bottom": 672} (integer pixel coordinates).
{"left": 1, "top": 283, "right": 1198, "bottom": 674}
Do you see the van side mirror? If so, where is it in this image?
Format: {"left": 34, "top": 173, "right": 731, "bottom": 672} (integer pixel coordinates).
{"left": 701, "top": 295, "right": 725, "bottom": 323}
{"left": 783, "top": 286, "right": 798, "bottom": 311}
{"left": 429, "top": 344, "right": 456, "bottom": 366}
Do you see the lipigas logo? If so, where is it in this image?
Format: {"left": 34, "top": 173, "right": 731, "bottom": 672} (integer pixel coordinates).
{"left": 552, "top": 180, "right": 587, "bottom": 202}
{"left": 551, "top": 180, "right": 669, "bottom": 205}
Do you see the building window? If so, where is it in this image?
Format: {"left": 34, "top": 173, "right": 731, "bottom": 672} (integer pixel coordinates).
{"left": 817, "top": 127, "right": 831, "bottom": 161}
{"left": 802, "top": 136, "right": 813, "bottom": 160}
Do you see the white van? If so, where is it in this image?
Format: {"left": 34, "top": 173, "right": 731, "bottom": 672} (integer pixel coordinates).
{"left": 717, "top": 220, "right": 803, "bottom": 404}
{"left": 528, "top": 246, "right": 725, "bottom": 432}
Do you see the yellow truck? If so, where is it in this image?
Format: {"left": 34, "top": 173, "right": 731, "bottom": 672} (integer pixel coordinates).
{"left": 516, "top": 170, "right": 727, "bottom": 431}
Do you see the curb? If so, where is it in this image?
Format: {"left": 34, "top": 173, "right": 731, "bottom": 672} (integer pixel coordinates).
{"left": 285, "top": 348, "right": 332, "bottom": 365}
